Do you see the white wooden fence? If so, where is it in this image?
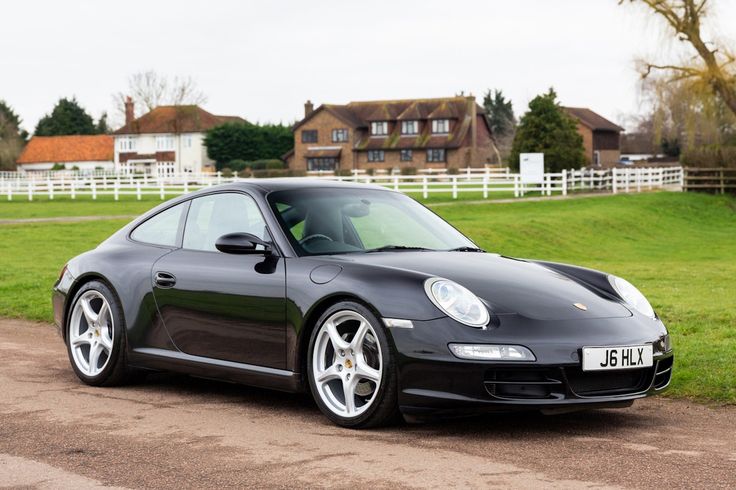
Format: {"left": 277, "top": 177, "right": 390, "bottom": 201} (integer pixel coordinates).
{"left": 0, "top": 167, "right": 683, "bottom": 202}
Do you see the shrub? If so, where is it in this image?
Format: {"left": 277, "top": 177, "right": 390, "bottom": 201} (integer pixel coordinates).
{"left": 447, "top": 167, "right": 460, "bottom": 175}
{"left": 228, "top": 159, "right": 248, "bottom": 172}
{"left": 252, "top": 168, "right": 305, "bottom": 178}
{"left": 266, "top": 160, "right": 284, "bottom": 170}
{"left": 220, "top": 167, "right": 234, "bottom": 177}
{"left": 51, "top": 163, "right": 65, "bottom": 171}
{"left": 365, "top": 168, "right": 375, "bottom": 176}
{"left": 238, "top": 168, "right": 252, "bottom": 178}
{"left": 334, "top": 169, "right": 353, "bottom": 176}
{"left": 681, "top": 145, "right": 736, "bottom": 169}
{"left": 400, "top": 166, "right": 417, "bottom": 175}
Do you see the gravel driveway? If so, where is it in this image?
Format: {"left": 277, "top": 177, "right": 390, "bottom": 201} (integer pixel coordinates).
{"left": 0, "top": 318, "right": 733, "bottom": 489}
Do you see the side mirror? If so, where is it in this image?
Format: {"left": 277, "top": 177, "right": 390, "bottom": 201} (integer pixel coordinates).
{"left": 215, "top": 233, "right": 272, "bottom": 255}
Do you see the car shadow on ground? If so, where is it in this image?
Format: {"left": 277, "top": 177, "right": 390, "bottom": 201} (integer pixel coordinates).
{"left": 131, "top": 371, "right": 660, "bottom": 439}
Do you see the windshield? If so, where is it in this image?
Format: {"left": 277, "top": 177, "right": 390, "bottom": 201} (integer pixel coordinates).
{"left": 268, "top": 187, "right": 476, "bottom": 256}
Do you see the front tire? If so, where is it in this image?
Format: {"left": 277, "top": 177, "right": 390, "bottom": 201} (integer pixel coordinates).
{"left": 66, "top": 280, "right": 132, "bottom": 386}
{"left": 307, "top": 301, "right": 399, "bottom": 428}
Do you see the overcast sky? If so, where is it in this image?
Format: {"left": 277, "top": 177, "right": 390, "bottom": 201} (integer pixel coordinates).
{"left": 2, "top": 0, "right": 734, "bottom": 132}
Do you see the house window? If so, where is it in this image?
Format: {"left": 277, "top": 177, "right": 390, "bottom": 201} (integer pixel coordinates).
{"left": 427, "top": 149, "right": 446, "bottom": 162}
{"left": 332, "top": 128, "right": 349, "bottom": 143}
{"left": 367, "top": 150, "right": 385, "bottom": 162}
{"left": 118, "top": 136, "right": 136, "bottom": 151}
{"left": 183, "top": 134, "right": 193, "bottom": 148}
{"left": 401, "top": 121, "right": 418, "bottom": 135}
{"left": 307, "top": 157, "right": 338, "bottom": 171}
{"left": 431, "top": 119, "right": 450, "bottom": 134}
{"left": 302, "top": 130, "right": 318, "bottom": 143}
{"left": 400, "top": 149, "right": 413, "bottom": 161}
{"left": 371, "top": 121, "right": 388, "bottom": 136}
{"left": 156, "top": 135, "right": 175, "bottom": 151}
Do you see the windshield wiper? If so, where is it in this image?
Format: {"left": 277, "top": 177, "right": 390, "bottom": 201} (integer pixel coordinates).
{"left": 446, "top": 246, "right": 486, "bottom": 252}
{"left": 364, "top": 245, "right": 434, "bottom": 253}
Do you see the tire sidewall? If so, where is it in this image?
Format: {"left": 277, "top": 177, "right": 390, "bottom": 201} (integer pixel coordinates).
{"left": 307, "top": 301, "right": 395, "bottom": 428}
{"left": 66, "top": 280, "right": 126, "bottom": 386}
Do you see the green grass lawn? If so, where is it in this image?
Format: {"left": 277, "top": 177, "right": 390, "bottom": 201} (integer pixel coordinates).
{"left": 0, "top": 191, "right": 733, "bottom": 403}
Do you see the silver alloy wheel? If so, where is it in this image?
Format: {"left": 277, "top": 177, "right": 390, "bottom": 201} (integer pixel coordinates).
{"left": 312, "top": 310, "right": 383, "bottom": 418}
{"left": 69, "top": 290, "right": 114, "bottom": 377}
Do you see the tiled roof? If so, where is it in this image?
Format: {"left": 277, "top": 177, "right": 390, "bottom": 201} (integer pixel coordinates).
{"left": 16, "top": 135, "right": 113, "bottom": 164}
{"left": 114, "top": 105, "right": 247, "bottom": 135}
{"left": 296, "top": 96, "right": 490, "bottom": 150}
{"left": 563, "top": 107, "right": 624, "bottom": 132}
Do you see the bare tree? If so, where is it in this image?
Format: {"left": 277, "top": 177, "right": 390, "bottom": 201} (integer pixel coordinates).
{"left": 623, "top": 0, "right": 736, "bottom": 116}
{"left": 113, "top": 70, "right": 208, "bottom": 121}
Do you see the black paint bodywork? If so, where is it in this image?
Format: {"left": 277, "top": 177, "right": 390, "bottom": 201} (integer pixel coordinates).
{"left": 53, "top": 180, "right": 673, "bottom": 415}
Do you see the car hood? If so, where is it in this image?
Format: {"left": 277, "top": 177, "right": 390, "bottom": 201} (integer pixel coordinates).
{"left": 330, "top": 252, "right": 631, "bottom": 321}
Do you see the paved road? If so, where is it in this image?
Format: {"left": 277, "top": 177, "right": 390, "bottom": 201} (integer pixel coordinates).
{"left": 0, "top": 318, "right": 733, "bottom": 489}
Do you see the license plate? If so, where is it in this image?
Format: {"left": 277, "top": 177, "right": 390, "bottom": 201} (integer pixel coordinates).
{"left": 582, "top": 345, "right": 653, "bottom": 371}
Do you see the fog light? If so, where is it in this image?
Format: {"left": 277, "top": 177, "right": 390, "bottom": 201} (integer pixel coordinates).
{"left": 449, "top": 343, "right": 536, "bottom": 361}
{"left": 655, "top": 333, "right": 672, "bottom": 353}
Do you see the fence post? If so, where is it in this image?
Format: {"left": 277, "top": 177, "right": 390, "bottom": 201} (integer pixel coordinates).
{"left": 159, "top": 182, "right": 164, "bottom": 200}
{"left": 624, "top": 169, "right": 630, "bottom": 193}
{"left": 91, "top": 181, "right": 97, "bottom": 200}
{"left": 612, "top": 168, "right": 618, "bottom": 194}
{"left": 393, "top": 176, "right": 399, "bottom": 191}
{"left": 135, "top": 182, "right": 141, "bottom": 200}
{"left": 513, "top": 175, "right": 519, "bottom": 198}
{"left": 28, "top": 181, "right": 33, "bottom": 201}
{"left": 482, "top": 174, "right": 488, "bottom": 199}
{"left": 679, "top": 167, "right": 685, "bottom": 190}
{"left": 217, "top": 171, "right": 222, "bottom": 184}
{"left": 114, "top": 181, "right": 119, "bottom": 201}
{"left": 636, "top": 168, "right": 642, "bottom": 192}
{"left": 184, "top": 180, "right": 189, "bottom": 194}
{"left": 47, "top": 178, "right": 53, "bottom": 200}
{"left": 452, "top": 176, "right": 457, "bottom": 199}
{"left": 562, "top": 170, "right": 567, "bottom": 196}
{"left": 422, "top": 176, "right": 428, "bottom": 199}
{"left": 71, "top": 181, "right": 76, "bottom": 200}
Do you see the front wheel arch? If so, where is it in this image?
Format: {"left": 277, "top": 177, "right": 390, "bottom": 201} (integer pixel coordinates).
{"left": 296, "top": 294, "right": 386, "bottom": 389}
{"left": 63, "top": 273, "right": 123, "bottom": 344}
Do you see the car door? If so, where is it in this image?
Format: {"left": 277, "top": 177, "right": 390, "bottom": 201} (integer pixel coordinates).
{"left": 151, "top": 192, "right": 286, "bottom": 369}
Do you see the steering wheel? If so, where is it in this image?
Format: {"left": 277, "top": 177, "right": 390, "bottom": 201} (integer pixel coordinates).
{"left": 299, "top": 234, "right": 334, "bottom": 246}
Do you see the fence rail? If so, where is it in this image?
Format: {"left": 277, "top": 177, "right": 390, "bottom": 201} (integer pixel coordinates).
{"left": 0, "top": 166, "right": 683, "bottom": 202}
{"left": 683, "top": 167, "right": 736, "bottom": 194}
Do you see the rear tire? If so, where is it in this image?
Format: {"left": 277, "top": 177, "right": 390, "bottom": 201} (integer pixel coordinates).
{"left": 307, "top": 301, "right": 399, "bottom": 428}
{"left": 66, "top": 280, "right": 136, "bottom": 386}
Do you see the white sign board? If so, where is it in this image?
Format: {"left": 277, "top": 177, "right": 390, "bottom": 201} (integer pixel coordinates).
{"left": 520, "top": 153, "right": 544, "bottom": 184}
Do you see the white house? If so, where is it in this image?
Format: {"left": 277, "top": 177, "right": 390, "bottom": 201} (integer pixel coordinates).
{"left": 113, "top": 98, "right": 246, "bottom": 175}
{"left": 16, "top": 134, "right": 114, "bottom": 172}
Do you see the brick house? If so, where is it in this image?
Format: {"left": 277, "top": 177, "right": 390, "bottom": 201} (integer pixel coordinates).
{"left": 563, "top": 107, "right": 624, "bottom": 167}
{"left": 16, "top": 135, "right": 113, "bottom": 172}
{"left": 113, "top": 98, "right": 246, "bottom": 175}
{"left": 284, "top": 96, "right": 495, "bottom": 171}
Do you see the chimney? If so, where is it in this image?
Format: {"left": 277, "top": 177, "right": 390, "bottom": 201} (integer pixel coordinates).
{"left": 304, "top": 100, "right": 314, "bottom": 118}
{"left": 124, "top": 96, "right": 135, "bottom": 125}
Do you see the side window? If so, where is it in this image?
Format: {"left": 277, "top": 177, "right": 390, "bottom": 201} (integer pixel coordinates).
{"left": 130, "top": 203, "right": 185, "bottom": 247}
{"left": 183, "top": 193, "right": 268, "bottom": 252}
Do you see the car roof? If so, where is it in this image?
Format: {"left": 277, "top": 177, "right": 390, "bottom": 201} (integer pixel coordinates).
{"left": 193, "top": 178, "right": 388, "bottom": 195}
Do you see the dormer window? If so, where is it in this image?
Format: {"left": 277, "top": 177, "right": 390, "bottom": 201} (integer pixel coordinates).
{"left": 401, "top": 120, "right": 418, "bottom": 135}
{"left": 431, "top": 119, "right": 450, "bottom": 134}
{"left": 371, "top": 121, "right": 388, "bottom": 136}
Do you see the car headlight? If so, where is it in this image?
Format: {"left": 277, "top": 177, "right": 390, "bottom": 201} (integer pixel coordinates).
{"left": 608, "top": 275, "right": 655, "bottom": 319}
{"left": 424, "top": 278, "right": 490, "bottom": 328}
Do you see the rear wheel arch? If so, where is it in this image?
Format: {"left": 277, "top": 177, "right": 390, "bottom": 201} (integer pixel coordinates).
{"left": 63, "top": 274, "right": 123, "bottom": 342}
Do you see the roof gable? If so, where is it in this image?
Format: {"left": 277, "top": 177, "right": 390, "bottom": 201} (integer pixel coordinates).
{"left": 563, "top": 107, "right": 624, "bottom": 132}
{"left": 16, "top": 135, "right": 113, "bottom": 164}
{"left": 114, "top": 105, "right": 247, "bottom": 135}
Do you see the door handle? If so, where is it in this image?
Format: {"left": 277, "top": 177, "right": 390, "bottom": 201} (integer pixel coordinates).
{"left": 154, "top": 271, "right": 176, "bottom": 289}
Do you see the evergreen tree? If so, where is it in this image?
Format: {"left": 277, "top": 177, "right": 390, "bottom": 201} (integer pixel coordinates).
{"left": 0, "top": 100, "right": 28, "bottom": 170}
{"left": 35, "top": 97, "right": 98, "bottom": 136}
{"left": 204, "top": 122, "right": 293, "bottom": 170}
{"left": 483, "top": 89, "right": 516, "bottom": 137}
{"left": 509, "top": 88, "right": 585, "bottom": 172}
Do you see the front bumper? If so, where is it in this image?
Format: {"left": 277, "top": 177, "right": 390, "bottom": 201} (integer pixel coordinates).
{"left": 388, "top": 315, "right": 673, "bottom": 416}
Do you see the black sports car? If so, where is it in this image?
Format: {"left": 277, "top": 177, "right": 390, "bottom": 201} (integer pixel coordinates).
{"left": 53, "top": 180, "right": 673, "bottom": 428}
